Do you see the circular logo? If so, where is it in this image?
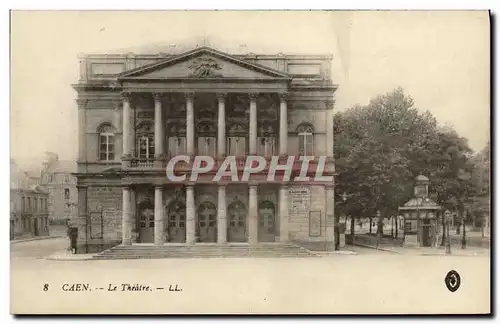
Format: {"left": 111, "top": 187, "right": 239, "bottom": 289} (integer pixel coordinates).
{"left": 445, "top": 270, "right": 461, "bottom": 292}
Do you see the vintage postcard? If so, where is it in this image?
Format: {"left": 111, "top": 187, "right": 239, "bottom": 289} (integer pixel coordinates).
{"left": 10, "top": 10, "right": 491, "bottom": 315}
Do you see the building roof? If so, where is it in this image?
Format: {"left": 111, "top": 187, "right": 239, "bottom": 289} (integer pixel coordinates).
{"left": 415, "top": 174, "right": 430, "bottom": 182}
{"left": 398, "top": 197, "right": 441, "bottom": 211}
{"left": 10, "top": 159, "right": 40, "bottom": 190}
{"left": 89, "top": 36, "right": 331, "bottom": 57}
{"left": 44, "top": 160, "right": 77, "bottom": 174}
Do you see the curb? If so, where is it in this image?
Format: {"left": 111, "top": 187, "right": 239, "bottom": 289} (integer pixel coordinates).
{"left": 10, "top": 236, "right": 64, "bottom": 244}
{"left": 45, "top": 254, "right": 98, "bottom": 261}
{"left": 353, "top": 243, "right": 400, "bottom": 254}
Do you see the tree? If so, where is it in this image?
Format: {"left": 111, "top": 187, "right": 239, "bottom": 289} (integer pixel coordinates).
{"left": 334, "top": 87, "right": 478, "bottom": 237}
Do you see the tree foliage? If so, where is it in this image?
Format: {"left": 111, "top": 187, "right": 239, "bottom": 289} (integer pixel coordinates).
{"left": 334, "top": 87, "right": 480, "bottom": 219}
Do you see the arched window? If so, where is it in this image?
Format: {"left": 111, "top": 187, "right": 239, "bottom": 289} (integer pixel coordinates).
{"left": 297, "top": 123, "right": 314, "bottom": 156}
{"left": 98, "top": 123, "right": 116, "bottom": 162}
{"left": 227, "top": 123, "right": 247, "bottom": 157}
{"left": 167, "top": 123, "right": 186, "bottom": 156}
{"left": 136, "top": 122, "right": 155, "bottom": 159}
{"left": 197, "top": 121, "right": 216, "bottom": 156}
{"left": 258, "top": 122, "right": 276, "bottom": 158}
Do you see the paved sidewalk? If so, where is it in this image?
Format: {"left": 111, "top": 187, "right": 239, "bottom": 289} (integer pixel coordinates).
{"left": 45, "top": 251, "right": 97, "bottom": 261}
{"left": 353, "top": 243, "right": 489, "bottom": 257}
{"left": 10, "top": 236, "right": 64, "bottom": 244}
{"left": 315, "top": 250, "right": 358, "bottom": 256}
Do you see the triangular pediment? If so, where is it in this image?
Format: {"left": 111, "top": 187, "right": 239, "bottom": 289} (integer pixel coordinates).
{"left": 119, "top": 47, "right": 291, "bottom": 80}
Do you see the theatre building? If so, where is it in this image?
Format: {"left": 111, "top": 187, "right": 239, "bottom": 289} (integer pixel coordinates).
{"left": 73, "top": 42, "right": 337, "bottom": 252}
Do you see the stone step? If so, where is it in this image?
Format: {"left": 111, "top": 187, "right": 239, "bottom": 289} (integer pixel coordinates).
{"left": 93, "top": 244, "right": 317, "bottom": 260}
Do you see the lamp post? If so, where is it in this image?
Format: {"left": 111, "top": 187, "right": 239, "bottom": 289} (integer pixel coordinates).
{"left": 444, "top": 209, "right": 451, "bottom": 255}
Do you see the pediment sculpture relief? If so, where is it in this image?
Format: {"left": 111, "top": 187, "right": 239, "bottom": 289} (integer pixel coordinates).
{"left": 188, "top": 55, "right": 222, "bottom": 78}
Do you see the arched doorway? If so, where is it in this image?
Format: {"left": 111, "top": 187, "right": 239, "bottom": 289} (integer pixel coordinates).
{"left": 258, "top": 201, "right": 276, "bottom": 242}
{"left": 137, "top": 200, "right": 154, "bottom": 243}
{"left": 167, "top": 200, "right": 186, "bottom": 243}
{"left": 196, "top": 201, "right": 217, "bottom": 242}
{"left": 227, "top": 200, "right": 247, "bottom": 242}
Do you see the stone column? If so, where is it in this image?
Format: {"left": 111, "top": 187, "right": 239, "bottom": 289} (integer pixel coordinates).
{"left": 279, "top": 93, "right": 288, "bottom": 156}
{"left": 217, "top": 185, "right": 227, "bottom": 244}
{"left": 325, "top": 184, "right": 336, "bottom": 245}
{"left": 279, "top": 185, "right": 289, "bottom": 242}
{"left": 186, "top": 92, "right": 195, "bottom": 156}
{"left": 77, "top": 99, "right": 88, "bottom": 163}
{"left": 153, "top": 93, "right": 164, "bottom": 166}
{"left": 76, "top": 185, "right": 88, "bottom": 248}
{"left": 325, "top": 100, "right": 335, "bottom": 158}
{"left": 217, "top": 93, "right": 226, "bottom": 159}
{"left": 249, "top": 93, "right": 258, "bottom": 155}
{"left": 121, "top": 92, "right": 132, "bottom": 160}
{"left": 154, "top": 186, "right": 165, "bottom": 245}
{"left": 248, "top": 184, "right": 258, "bottom": 245}
{"left": 185, "top": 185, "right": 196, "bottom": 245}
{"left": 130, "top": 188, "right": 137, "bottom": 243}
{"left": 122, "top": 186, "right": 132, "bottom": 245}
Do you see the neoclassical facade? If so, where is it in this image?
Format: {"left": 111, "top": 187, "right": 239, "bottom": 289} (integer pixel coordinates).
{"left": 73, "top": 44, "right": 337, "bottom": 251}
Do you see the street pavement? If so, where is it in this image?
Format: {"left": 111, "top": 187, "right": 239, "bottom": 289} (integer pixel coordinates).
{"left": 10, "top": 237, "right": 490, "bottom": 314}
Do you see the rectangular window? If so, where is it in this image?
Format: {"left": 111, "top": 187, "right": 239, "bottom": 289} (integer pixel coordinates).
{"left": 298, "top": 133, "right": 314, "bottom": 156}
{"left": 227, "top": 137, "right": 246, "bottom": 156}
{"left": 64, "top": 188, "right": 70, "bottom": 200}
{"left": 99, "top": 134, "right": 115, "bottom": 161}
{"left": 258, "top": 137, "right": 276, "bottom": 158}
{"left": 137, "top": 135, "right": 155, "bottom": 159}
{"left": 197, "top": 137, "right": 216, "bottom": 156}
{"left": 169, "top": 137, "right": 186, "bottom": 156}
{"left": 64, "top": 175, "right": 70, "bottom": 183}
{"left": 34, "top": 198, "right": 38, "bottom": 212}
{"left": 27, "top": 198, "right": 31, "bottom": 212}
{"left": 22, "top": 197, "right": 25, "bottom": 212}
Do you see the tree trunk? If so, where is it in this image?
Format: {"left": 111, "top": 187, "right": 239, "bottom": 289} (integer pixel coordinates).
{"left": 369, "top": 217, "right": 372, "bottom": 234}
{"left": 441, "top": 212, "right": 446, "bottom": 247}
{"left": 350, "top": 215, "right": 355, "bottom": 245}
{"left": 395, "top": 217, "right": 398, "bottom": 238}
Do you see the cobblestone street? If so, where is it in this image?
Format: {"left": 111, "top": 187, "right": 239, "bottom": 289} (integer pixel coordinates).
{"left": 10, "top": 238, "right": 490, "bottom": 314}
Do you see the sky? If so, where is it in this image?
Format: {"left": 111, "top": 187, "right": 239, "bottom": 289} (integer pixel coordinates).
{"left": 10, "top": 11, "right": 490, "bottom": 169}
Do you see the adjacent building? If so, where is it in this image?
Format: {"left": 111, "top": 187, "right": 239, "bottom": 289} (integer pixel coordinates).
{"left": 39, "top": 154, "right": 77, "bottom": 235}
{"left": 73, "top": 40, "right": 337, "bottom": 251}
{"left": 10, "top": 159, "right": 50, "bottom": 239}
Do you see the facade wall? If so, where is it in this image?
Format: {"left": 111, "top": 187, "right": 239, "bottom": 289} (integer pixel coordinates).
{"left": 41, "top": 172, "right": 77, "bottom": 226}
{"left": 10, "top": 189, "right": 50, "bottom": 239}
{"left": 75, "top": 46, "right": 336, "bottom": 249}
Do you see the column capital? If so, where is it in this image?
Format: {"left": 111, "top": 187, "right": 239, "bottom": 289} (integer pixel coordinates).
{"left": 279, "top": 92, "right": 289, "bottom": 102}
{"left": 154, "top": 185, "right": 164, "bottom": 190}
{"left": 120, "top": 92, "right": 131, "bottom": 102}
{"left": 216, "top": 92, "right": 227, "bottom": 101}
{"left": 121, "top": 185, "right": 132, "bottom": 190}
{"left": 325, "top": 99, "right": 335, "bottom": 109}
{"left": 152, "top": 92, "right": 164, "bottom": 102}
{"left": 249, "top": 183, "right": 259, "bottom": 189}
{"left": 76, "top": 99, "right": 88, "bottom": 109}
{"left": 248, "top": 92, "right": 259, "bottom": 101}
{"left": 280, "top": 184, "right": 289, "bottom": 190}
{"left": 184, "top": 92, "right": 195, "bottom": 100}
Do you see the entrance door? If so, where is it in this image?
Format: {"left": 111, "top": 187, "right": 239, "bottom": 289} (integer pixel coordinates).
{"left": 258, "top": 201, "right": 276, "bottom": 242}
{"left": 138, "top": 201, "right": 154, "bottom": 243}
{"left": 422, "top": 219, "right": 431, "bottom": 247}
{"left": 227, "top": 200, "right": 247, "bottom": 242}
{"left": 197, "top": 202, "right": 217, "bottom": 243}
{"left": 167, "top": 201, "right": 186, "bottom": 243}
